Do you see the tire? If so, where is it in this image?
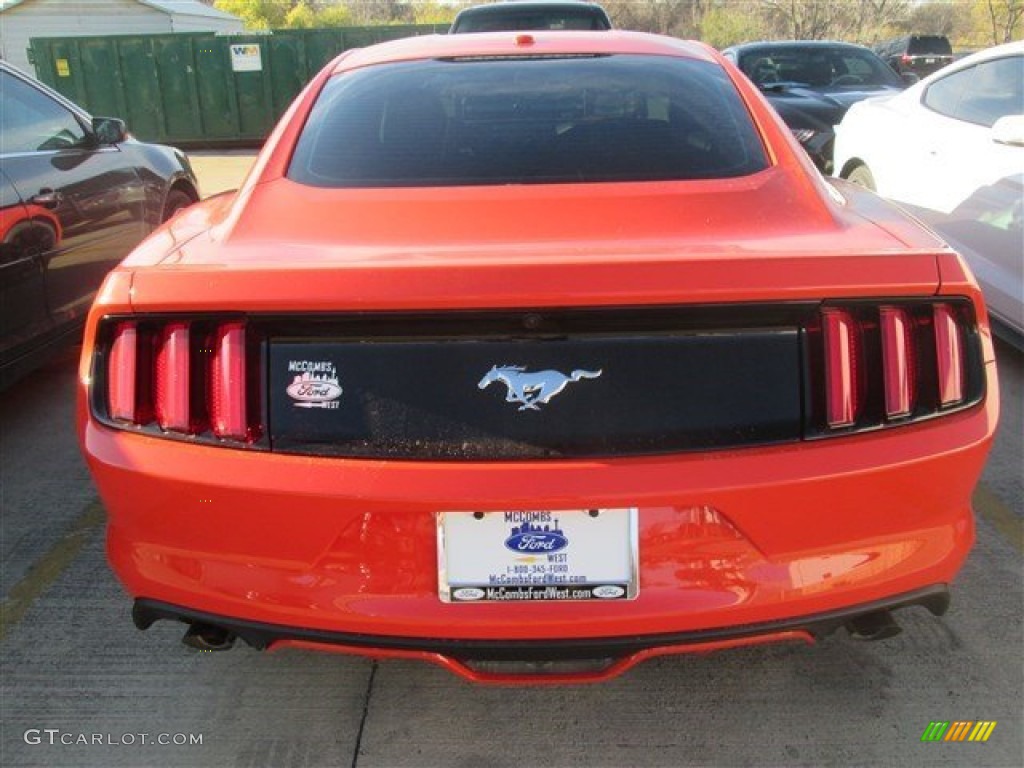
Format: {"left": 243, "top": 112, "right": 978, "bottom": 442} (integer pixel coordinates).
{"left": 162, "top": 188, "right": 195, "bottom": 222}
{"left": 845, "top": 164, "right": 876, "bottom": 192}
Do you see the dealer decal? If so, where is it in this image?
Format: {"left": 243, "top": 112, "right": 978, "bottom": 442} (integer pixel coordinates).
{"left": 286, "top": 360, "right": 342, "bottom": 409}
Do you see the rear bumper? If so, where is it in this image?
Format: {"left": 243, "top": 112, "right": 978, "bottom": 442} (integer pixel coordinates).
{"left": 82, "top": 360, "right": 997, "bottom": 645}
{"left": 135, "top": 584, "right": 950, "bottom": 655}
{"left": 133, "top": 585, "right": 949, "bottom": 683}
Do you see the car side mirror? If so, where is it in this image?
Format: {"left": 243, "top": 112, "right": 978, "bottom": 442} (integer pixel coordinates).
{"left": 900, "top": 72, "right": 919, "bottom": 86}
{"left": 992, "top": 115, "right": 1024, "bottom": 147}
{"left": 92, "top": 117, "right": 127, "bottom": 145}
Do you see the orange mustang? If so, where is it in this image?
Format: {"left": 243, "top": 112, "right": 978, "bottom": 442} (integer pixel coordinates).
{"left": 79, "top": 31, "right": 998, "bottom": 684}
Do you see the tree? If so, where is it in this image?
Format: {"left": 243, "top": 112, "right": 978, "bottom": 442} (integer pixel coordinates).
{"left": 214, "top": 0, "right": 289, "bottom": 30}
{"left": 700, "top": 3, "right": 767, "bottom": 48}
{"left": 895, "top": 0, "right": 961, "bottom": 37}
{"left": 410, "top": 2, "right": 458, "bottom": 25}
{"left": 602, "top": 1, "right": 705, "bottom": 38}
{"left": 983, "top": 0, "right": 1024, "bottom": 43}
{"left": 284, "top": 1, "right": 318, "bottom": 28}
{"left": 317, "top": 2, "right": 355, "bottom": 26}
{"left": 344, "top": 1, "right": 416, "bottom": 25}
{"left": 756, "top": 0, "right": 909, "bottom": 41}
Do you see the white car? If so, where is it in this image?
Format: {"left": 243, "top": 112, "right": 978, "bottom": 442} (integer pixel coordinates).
{"left": 834, "top": 41, "right": 1024, "bottom": 346}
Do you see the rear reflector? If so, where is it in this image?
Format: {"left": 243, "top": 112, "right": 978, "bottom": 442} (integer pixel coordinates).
{"left": 107, "top": 322, "right": 138, "bottom": 421}
{"left": 822, "top": 309, "right": 859, "bottom": 427}
{"left": 155, "top": 323, "right": 191, "bottom": 432}
{"left": 210, "top": 323, "right": 248, "bottom": 439}
{"left": 880, "top": 307, "right": 914, "bottom": 418}
{"left": 934, "top": 304, "right": 964, "bottom": 405}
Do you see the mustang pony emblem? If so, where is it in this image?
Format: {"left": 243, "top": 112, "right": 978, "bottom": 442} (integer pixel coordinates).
{"left": 478, "top": 365, "right": 603, "bottom": 411}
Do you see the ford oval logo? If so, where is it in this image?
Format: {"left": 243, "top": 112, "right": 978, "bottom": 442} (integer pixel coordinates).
{"left": 286, "top": 378, "right": 342, "bottom": 403}
{"left": 287, "top": 380, "right": 343, "bottom": 401}
{"left": 504, "top": 531, "right": 569, "bottom": 554}
{"left": 452, "top": 587, "right": 485, "bottom": 601}
{"left": 592, "top": 585, "right": 625, "bottom": 599}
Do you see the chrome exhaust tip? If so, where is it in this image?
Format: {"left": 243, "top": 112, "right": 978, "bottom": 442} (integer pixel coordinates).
{"left": 182, "top": 622, "right": 236, "bottom": 651}
{"left": 846, "top": 610, "right": 902, "bottom": 641}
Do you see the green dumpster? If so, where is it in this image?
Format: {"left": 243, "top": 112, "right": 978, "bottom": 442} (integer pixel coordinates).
{"left": 30, "top": 25, "right": 444, "bottom": 147}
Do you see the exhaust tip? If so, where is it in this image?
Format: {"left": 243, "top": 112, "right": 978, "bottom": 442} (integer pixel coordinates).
{"left": 846, "top": 610, "right": 902, "bottom": 642}
{"left": 183, "top": 623, "right": 236, "bottom": 652}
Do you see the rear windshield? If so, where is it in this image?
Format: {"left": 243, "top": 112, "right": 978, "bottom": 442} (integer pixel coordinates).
{"left": 452, "top": 7, "right": 611, "bottom": 33}
{"left": 908, "top": 36, "right": 952, "bottom": 56}
{"left": 288, "top": 55, "right": 768, "bottom": 188}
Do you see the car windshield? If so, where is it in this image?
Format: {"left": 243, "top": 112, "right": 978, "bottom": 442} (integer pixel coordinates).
{"left": 452, "top": 7, "right": 610, "bottom": 32}
{"left": 288, "top": 55, "right": 768, "bottom": 187}
{"left": 908, "top": 36, "right": 952, "bottom": 56}
{"left": 738, "top": 46, "right": 902, "bottom": 88}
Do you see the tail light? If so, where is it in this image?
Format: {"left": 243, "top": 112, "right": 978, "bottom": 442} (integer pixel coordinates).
{"left": 879, "top": 307, "right": 914, "bottom": 418}
{"left": 209, "top": 322, "right": 251, "bottom": 440}
{"left": 822, "top": 309, "right": 860, "bottom": 427}
{"left": 809, "top": 299, "right": 981, "bottom": 437}
{"left": 107, "top": 322, "right": 139, "bottom": 422}
{"left": 155, "top": 323, "right": 191, "bottom": 432}
{"left": 934, "top": 303, "right": 964, "bottom": 406}
{"left": 100, "top": 317, "right": 263, "bottom": 447}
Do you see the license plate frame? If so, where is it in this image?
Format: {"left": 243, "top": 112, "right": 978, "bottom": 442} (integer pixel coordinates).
{"left": 437, "top": 508, "right": 639, "bottom": 603}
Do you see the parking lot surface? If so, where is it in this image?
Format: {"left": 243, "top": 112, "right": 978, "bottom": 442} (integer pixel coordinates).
{"left": 1, "top": 154, "right": 1020, "bottom": 768}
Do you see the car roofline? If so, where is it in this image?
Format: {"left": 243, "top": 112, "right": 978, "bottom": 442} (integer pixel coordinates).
{"left": 330, "top": 30, "right": 717, "bottom": 74}
{"left": 0, "top": 59, "right": 93, "bottom": 123}
{"left": 724, "top": 40, "right": 877, "bottom": 54}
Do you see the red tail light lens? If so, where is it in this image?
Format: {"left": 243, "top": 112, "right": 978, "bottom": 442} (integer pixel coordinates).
{"left": 210, "top": 323, "right": 249, "bottom": 439}
{"left": 812, "top": 300, "right": 979, "bottom": 437}
{"left": 107, "top": 322, "right": 138, "bottom": 421}
{"left": 155, "top": 323, "right": 191, "bottom": 432}
{"left": 822, "top": 309, "right": 859, "bottom": 427}
{"left": 98, "top": 317, "right": 261, "bottom": 446}
{"left": 934, "top": 304, "right": 964, "bottom": 406}
{"left": 880, "top": 307, "right": 915, "bottom": 418}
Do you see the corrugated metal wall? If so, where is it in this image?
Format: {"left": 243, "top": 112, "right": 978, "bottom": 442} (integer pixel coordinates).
{"left": 29, "top": 25, "right": 444, "bottom": 147}
{"left": 2, "top": 0, "right": 171, "bottom": 73}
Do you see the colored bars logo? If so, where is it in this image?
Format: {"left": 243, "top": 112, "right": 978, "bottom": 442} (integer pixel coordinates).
{"left": 921, "top": 721, "right": 997, "bottom": 742}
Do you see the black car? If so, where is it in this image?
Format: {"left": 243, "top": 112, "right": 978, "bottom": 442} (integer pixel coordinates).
{"left": 875, "top": 35, "right": 954, "bottom": 79}
{"left": 722, "top": 41, "right": 910, "bottom": 173}
{"left": 0, "top": 62, "right": 199, "bottom": 388}
{"left": 450, "top": 1, "right": 611, "bottom": 33}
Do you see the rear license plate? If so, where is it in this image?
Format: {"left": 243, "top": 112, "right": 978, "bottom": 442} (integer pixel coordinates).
{"left": 438, "top": 508, "right": 638, "bottom": 603}
{"left": 925, "top": 57, "right": 936, "bottom": 63}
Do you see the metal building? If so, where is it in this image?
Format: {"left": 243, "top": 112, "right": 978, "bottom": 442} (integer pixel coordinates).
{"left": 0, "top": 0, "right": 243, "bottom": 74}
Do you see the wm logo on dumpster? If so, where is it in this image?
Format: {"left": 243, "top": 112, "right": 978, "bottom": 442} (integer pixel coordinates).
{"left": 921, "top": 721, "right": 997, "bottom": 742}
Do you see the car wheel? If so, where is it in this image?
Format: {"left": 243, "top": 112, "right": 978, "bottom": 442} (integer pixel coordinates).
{"left": 845, "top": 164, "right": 876, "bottom": 192}
{"left": 162, "top": 189, "right": 195, "bottom": 222}
{"left": 4, "top": 218, "right": 58, "bottom": 253}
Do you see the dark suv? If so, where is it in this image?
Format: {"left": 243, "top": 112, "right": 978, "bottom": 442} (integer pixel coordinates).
{"left": 450, "top": 1, "right": 611, "bottom": 33}
{"left": 875, "top": 35, "right": 954, "bottom": 78}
